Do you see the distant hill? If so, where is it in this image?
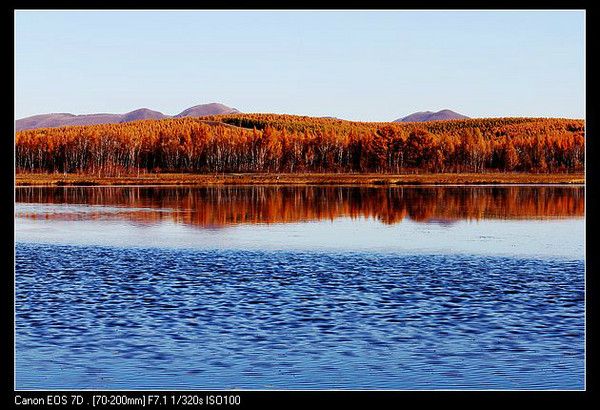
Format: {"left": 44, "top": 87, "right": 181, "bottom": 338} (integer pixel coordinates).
{"left": 121, "top": 108, "right": 168, "bottom": 123}
{"left": 175, "top": 103, "right": 240, "bottom": 118}
{"left": 394, "top": 109, "right": 469, "bottom": 123}
{"left": 16, "top": 103, "right": 240, "bottom": 131}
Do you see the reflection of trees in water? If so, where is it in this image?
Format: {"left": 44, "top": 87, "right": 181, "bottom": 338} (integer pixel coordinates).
{"left": 16, "top": 186, "right": 585, "bottom": 228}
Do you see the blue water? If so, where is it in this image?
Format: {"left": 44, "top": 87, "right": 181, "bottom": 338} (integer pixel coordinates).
{"left": 15, "top": 186, "right": 585, "bottom": 390}
{"left": 16, "top": 242, "right": 584, "bottom": 390}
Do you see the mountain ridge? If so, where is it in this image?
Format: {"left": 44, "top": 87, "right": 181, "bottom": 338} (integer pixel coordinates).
{"left": 15, "top": 103, "right": 241, "bottom": 131}
{"left": 394, "top": 109, "right": 469, "bottom": 123}
{"left": 16, "top": 106, "right": 471, "bottom": 131}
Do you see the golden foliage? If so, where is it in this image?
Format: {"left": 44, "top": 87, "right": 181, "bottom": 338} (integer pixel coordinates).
{"left": 16, "top": 114, "right": 585, "bottom": 175}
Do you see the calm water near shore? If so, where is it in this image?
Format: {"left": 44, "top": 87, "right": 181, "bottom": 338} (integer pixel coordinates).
{"left": 15, "top": 185, "right": 585, "bottom": 389}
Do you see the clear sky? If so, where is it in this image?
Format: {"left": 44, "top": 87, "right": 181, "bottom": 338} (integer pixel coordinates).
{"left": 15, "top": 10, "right": 585, "bottom": 121}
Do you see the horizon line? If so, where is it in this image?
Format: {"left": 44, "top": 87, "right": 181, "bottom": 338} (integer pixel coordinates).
{"left": 15, "top": 104, "right": 585, "bottom": 122}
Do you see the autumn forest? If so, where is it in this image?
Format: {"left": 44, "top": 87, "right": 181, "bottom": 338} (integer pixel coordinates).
{"left": 15, "top": 114, "right": 585, "bottom": 175}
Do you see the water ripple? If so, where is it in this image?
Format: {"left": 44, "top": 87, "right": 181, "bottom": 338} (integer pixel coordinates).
{"left": 16, "top": 243, "right": 584, "bottom": 390}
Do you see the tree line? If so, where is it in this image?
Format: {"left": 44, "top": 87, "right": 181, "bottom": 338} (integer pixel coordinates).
{"left": 15, "top": 114, "right": 585, "bottom": 175}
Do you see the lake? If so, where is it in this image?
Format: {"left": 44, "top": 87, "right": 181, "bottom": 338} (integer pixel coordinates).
{"left": 15, "top": 185, "right": 585, "bottom": 390}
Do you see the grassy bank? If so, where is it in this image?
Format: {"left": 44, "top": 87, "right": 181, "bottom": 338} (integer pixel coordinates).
{"left": 15, "top": 172, "right": 585, "bottom": 186}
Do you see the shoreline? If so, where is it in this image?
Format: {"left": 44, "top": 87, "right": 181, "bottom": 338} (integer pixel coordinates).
{"left": 15, "top": 172, "right": 585, "bottom": 186}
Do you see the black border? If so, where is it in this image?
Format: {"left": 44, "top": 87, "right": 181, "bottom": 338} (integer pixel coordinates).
{"left": 5, "top": 3, "right": 596, "bottom": 407}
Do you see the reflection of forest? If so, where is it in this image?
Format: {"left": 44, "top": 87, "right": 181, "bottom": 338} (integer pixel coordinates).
{"left": 16, "top": 186, "right": 584, "bottom": 228}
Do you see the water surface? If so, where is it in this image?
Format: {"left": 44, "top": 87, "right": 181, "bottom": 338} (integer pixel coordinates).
{"left": 15, "top": 185, "right": 585, "bottom": 389}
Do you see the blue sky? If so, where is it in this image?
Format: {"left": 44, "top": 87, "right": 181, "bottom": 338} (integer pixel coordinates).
{"left": 15, "top": 10, "right": 585, "bottom": 121}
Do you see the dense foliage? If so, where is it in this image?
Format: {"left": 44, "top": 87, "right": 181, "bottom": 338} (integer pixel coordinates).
{"left": 16, "top": 114, "right": 584, "bottom": 175}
